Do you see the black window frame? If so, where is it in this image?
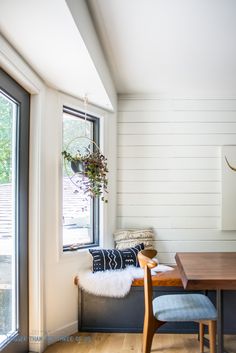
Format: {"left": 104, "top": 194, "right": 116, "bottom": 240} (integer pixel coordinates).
{"left": 0, "top": 69, "right": 30, "bottom": 353}
{"left": 62, "top": 106, "right": 100, "bottom": 251}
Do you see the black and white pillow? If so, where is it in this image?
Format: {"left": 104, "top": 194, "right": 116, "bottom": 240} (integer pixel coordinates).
{"left": 89, "top": 243, "right": 144, "bottom": 272}
{"left": 89, "top": 248, "right": 126, "bottom": 272}
{"left": 120, "top": 243, "right": 144, "bottom": 267}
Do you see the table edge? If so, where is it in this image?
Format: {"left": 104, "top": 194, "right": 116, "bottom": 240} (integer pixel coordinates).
{"left": 175, "top": 253, "right": 189, "bottom": 289}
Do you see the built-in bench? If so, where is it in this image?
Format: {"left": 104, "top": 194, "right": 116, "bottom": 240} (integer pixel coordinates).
{"left": 75, "top": 268, "right": 236, "bottom": 334}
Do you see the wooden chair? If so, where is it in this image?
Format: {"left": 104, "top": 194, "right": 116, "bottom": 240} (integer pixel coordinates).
{"left": 138, "top": 250, "right": 217, "bottom": 353}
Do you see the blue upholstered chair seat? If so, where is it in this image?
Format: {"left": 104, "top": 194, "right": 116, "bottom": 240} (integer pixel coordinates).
{"left": 153, "top": 293, "right": 217, "bottom": 322}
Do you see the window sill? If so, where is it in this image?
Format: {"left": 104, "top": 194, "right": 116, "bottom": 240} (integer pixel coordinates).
{"left": 57, "top": 244, "right": 101, "bottom": 264}
{"left": 63, "top": 242, "right": 99, "bottom": 252}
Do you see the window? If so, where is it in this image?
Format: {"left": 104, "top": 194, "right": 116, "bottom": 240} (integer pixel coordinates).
{"left": 0, "top": 69, "right": 29, "bottom": 353}
{"left": 62, "top": 107, "right": 99, "bottom": 250}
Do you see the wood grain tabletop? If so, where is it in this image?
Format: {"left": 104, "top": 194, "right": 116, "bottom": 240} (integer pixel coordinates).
{"left": 175, "top": 252, "right": 236, "bottom": 290}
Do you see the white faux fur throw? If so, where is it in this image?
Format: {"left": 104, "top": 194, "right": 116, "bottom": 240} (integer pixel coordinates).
{"left": 78, "top": 265, "right": 173, "bottom": 298}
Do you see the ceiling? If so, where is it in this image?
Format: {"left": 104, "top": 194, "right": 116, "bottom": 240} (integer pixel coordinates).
{"left": 88, "top": 0, "right": 236, "bottom": 97}
{"left": 0, "top": 0, "right": 112, "bottom": 109}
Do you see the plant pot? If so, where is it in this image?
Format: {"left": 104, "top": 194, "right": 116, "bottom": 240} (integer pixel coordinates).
{"left": 71, "top": 160, "right": 85, "bottom": 173}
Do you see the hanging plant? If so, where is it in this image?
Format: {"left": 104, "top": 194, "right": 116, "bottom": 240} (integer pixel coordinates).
{"left": 62, "top": 148, "right": 108, "bottom": 202}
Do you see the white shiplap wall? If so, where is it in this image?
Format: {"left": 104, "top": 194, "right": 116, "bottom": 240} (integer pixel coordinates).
{"left": 117, "top": 97, "right": 236, "bottom": 264}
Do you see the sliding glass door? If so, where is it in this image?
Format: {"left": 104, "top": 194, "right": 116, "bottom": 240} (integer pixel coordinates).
{"left": 0, "top": 69, "right": 29, "bottom": 353}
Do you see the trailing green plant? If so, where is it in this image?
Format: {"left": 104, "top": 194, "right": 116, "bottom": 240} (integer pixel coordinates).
{"left": 62, "top": 149, "right": 108, "bottom": 202}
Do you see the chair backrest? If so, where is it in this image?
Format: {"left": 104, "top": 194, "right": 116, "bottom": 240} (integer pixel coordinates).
{"left": 138, "top": 250, "right": 158, "bottom": 320}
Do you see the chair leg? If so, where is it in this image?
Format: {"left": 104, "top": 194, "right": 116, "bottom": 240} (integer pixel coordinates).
{"left": 209, "top": 321, "right": 216, "bottom": 353}
{"left": 143, "top": 317, "right": 156, "bottom": 353}
{"left": 199, "top": 322, "right": 204, "bottom": 353}
{"left": 142, "top": 317, "right": 164, "bottom": 353}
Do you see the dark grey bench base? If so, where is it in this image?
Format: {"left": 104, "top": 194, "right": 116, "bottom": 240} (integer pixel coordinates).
{"left": 78, "top": 286, "right": 236, "bottom": 334}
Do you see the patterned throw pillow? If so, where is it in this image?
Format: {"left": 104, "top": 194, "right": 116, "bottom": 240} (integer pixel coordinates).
{"left": 89, "top": 243, "right": 144, "bottom": 272}
{"left": 121, "top": 243, "right": 144, "bottom": 267}
{"left": 89, "top": 248, "right": 126, "bottom": 272}
{"left": 113, "top": 229, "right": 154, "bottom": 250}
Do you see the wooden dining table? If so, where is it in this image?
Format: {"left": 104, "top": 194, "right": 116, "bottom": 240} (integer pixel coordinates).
{"left": 175, "top": 252, "right": 236, "bottom": 353}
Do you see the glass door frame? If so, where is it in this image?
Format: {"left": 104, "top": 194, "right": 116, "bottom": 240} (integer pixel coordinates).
{"left": 0, "top": 69, "right": 30, "bottom": 353}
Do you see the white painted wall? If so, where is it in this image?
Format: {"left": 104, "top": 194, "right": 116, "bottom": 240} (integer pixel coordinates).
{"left": 1, "top": 23, "right": 117, "bottom": 352}
{"left": 42, "top": 89, "right": 117, "bottom": 344}
{"left": 117, "top": 96, "right": 236, "bottom": 264}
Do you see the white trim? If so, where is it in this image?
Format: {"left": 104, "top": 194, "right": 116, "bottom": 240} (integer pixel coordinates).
{"left": 46, "top": 321, "right": 78, "bottom": 345}
{"left": 59, "top": 91, "right": 109, "bottom": 117}
{"left": 58, "top": 90, "right": 114, "bottom": 113}
{"left": 28, "top": 92, "right": 47, "bottom": 353}
{"left": 0, "top": 35, "right": 43, "bottom": 94}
